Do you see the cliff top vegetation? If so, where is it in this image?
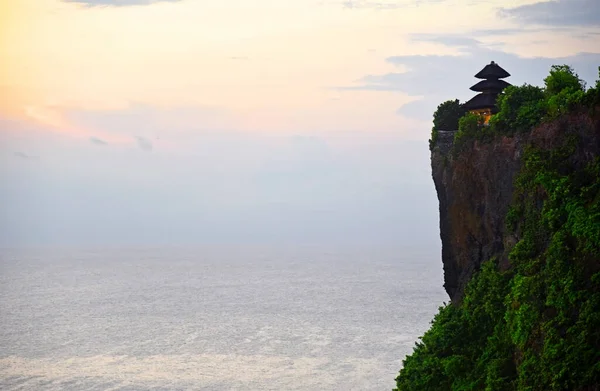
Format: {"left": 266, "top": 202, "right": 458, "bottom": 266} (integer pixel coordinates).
{"left": 429, "top": 65, "right": 600, "bottom": 152}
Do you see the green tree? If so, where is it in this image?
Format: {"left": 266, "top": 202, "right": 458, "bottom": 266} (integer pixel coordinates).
{"left": 433, "top": 99, "right": 466, "bottom": 131}
{"left": 490, "top": 84, "right": 546, "bottom": 133}
{"left": 454, "top": 112, "right": 484, "bottom": 146}
{"left": 544, "top": 65, "right": 585, "bottom": 96}
{"left": 546, "top": 88, "right": 585, "bottom": 119}
{"left": 430, "top": 99, "right": 466, "bottom": 150}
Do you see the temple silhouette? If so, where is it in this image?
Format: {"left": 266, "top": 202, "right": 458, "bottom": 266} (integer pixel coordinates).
{"left": 463, "top": 61, "right": 512, "bottom": 124}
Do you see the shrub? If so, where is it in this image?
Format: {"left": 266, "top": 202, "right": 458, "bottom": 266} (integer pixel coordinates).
{"left": 394, "top": 260, "right": 515, "bottom": 391}
{"left": 433, "top": 99, "right": 466, "bottom": 131}
{"left": 544, "top": 65, "right": 585, "bottom": 96}
{"left": 546, "top": 88, "right": 585, "bottom": 119}
{"left": 454, "top": 112, "right": 484, "bottom": 146}
{"left": 490, "top": 84, "right": 546, "bottom": 134}
{"left": 430, "top": 99, "right": 466, "bottom": 150}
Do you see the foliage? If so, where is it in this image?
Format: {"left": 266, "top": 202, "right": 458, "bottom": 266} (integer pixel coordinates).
{"left": 431, "top": 66, "right": 597, "bottom": 153}
{"left": 430, "top": 99, "right": 467, "bottom": 151}
{"left": 397, "top": 64, "right": 600, "bottom": 390}
{"left": 451, "top": 64, "right": 598, "bottom": 146}
{"left": 544, "top": 65, "right": 586, "bottom": 96}
{"left": 456, "top": 112, "right": 483, "bottom": 140}
{"left": 488, "top": 84, "right": 546, "bottom": 134}
{"left": 546, "top": 88, "right": 585, "bottom": 119}
{"left": 430, "top": 127, "right": 439, "bottom": 151}
{"left": 503, "top": 141, "right": 600, "bottom": 390}
{"left": 395, "top": 260, "right": 515, "bottom": 391}
{"left": 543, "top": 65, "right": 588, "bottom": 120}
{"left": 434, "top": 99, "right": 467, "bottom": 131}
{"left": 452, "top": 112, "right": 489, "bottom": 153}
{"left": 396, "top": 133, "right": 600, "bottom": 391}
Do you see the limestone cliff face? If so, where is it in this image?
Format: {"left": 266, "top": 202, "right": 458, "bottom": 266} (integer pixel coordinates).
{"left": 432, "top": 111, "right": 600, "bottom": 302}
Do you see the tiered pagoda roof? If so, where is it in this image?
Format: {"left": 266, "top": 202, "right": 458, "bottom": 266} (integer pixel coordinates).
{"left": 469, "top": 79, "right": 511, "bottom": 92}
{"left": 474, "top": 62, "right": 511, "bottom": 79}
{"left": 463, "top": 61, "right": 511, "bottom": 112}
{"left": 462, "top": 93, "right": 499, "bottom": 111}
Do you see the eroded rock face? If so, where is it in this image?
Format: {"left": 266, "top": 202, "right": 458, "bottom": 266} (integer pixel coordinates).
{"left": 432, "top": 133, "right": 522, "bottom": 301}
{"left": 431, "top": 111, "right": 600, "bottom": 302}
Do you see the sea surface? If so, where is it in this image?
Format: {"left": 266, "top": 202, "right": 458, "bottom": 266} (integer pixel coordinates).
{"left": 0, "top": 246, "right": 447, "bottom": 390}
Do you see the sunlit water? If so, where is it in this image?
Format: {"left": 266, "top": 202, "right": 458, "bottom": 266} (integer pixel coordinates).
{"left": 0, "top": 246, "right": 446, "bottom": 390}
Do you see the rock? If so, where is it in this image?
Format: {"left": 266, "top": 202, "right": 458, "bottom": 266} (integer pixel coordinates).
{"left": 432, "top": 109, "right": 600, "bottom": 302}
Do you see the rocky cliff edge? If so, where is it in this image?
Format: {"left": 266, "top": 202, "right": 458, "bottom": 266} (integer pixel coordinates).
{"left": 432, "top": 110, "right": 600, "bottom": 302}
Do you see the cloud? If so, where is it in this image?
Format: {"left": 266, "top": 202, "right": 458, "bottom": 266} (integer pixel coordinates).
{"left": 574, "top": 31, "right": 600, "bottom": 40}
{"left": 469, "top": 26, "right": 572, "bottom": 36}
{"left": 470, "top": 28, "right": 531, "bottom": 36}
{"left": 341, "top": 34, "right": 600, "bottom": 122}
{"left": 341, "top": 1, "right": 402, "bottom": 9}
{"left": 135, "top": 136, "right": 153, "bottom": 151}
{"left": 499, "top": 0, "right": 600, "bottom": 27}
{"left": 63, "top": 0, "right": 181, "bottom": 7}
{"left": 338, "top": 0, "right": 444, "bottom": 9}
{"left": 14, "top": 152, "right": 38, "bottom": 160}
{"left": 90, "top": 137, "right": 108, "bottom": 146}
{"left": 410, "top": 34, "right": 481, "bottom": 48}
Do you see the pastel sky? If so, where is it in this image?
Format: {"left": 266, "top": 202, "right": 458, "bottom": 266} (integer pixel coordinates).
{"left": 1, "top": 0, "right": 599, "bottom": 247}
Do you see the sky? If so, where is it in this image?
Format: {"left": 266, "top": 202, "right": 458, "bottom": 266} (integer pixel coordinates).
{"left": 1, "top": 0, "right": 599, "bottom": 247}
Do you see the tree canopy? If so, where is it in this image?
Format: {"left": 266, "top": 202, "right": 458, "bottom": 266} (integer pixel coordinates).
{"left": 544, "top": 65, "right": 585, "bottom": 96}
{"left": 433, "top": 99, "right": 466, "bottom": 131}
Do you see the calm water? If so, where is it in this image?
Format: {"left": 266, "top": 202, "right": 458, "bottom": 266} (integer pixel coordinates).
{"left": 0, "top": 246, "right": 446, "bottom": 390}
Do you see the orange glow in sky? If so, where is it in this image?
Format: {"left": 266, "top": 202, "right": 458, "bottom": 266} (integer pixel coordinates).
{"left": 1, "top": 0, "right": 598, "bottom": 142}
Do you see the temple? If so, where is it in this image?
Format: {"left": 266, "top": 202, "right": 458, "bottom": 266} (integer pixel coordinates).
{"left": 463, "top": 61, "right": 511, "bottom": 124}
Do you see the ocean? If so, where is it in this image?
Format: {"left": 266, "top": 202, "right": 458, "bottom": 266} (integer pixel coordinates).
{"left": 0, "top": 246, "right": 446, "bottom": 390}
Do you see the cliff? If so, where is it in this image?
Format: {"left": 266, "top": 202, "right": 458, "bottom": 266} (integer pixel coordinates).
{"left": 394, "top": 65, "right": 600, "bottom": 391}
{"left": 432, "top": 129, "right": 520, "bottom": 301}
{"left": 432, "top": 111, "right": 600, "bottom": 302}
